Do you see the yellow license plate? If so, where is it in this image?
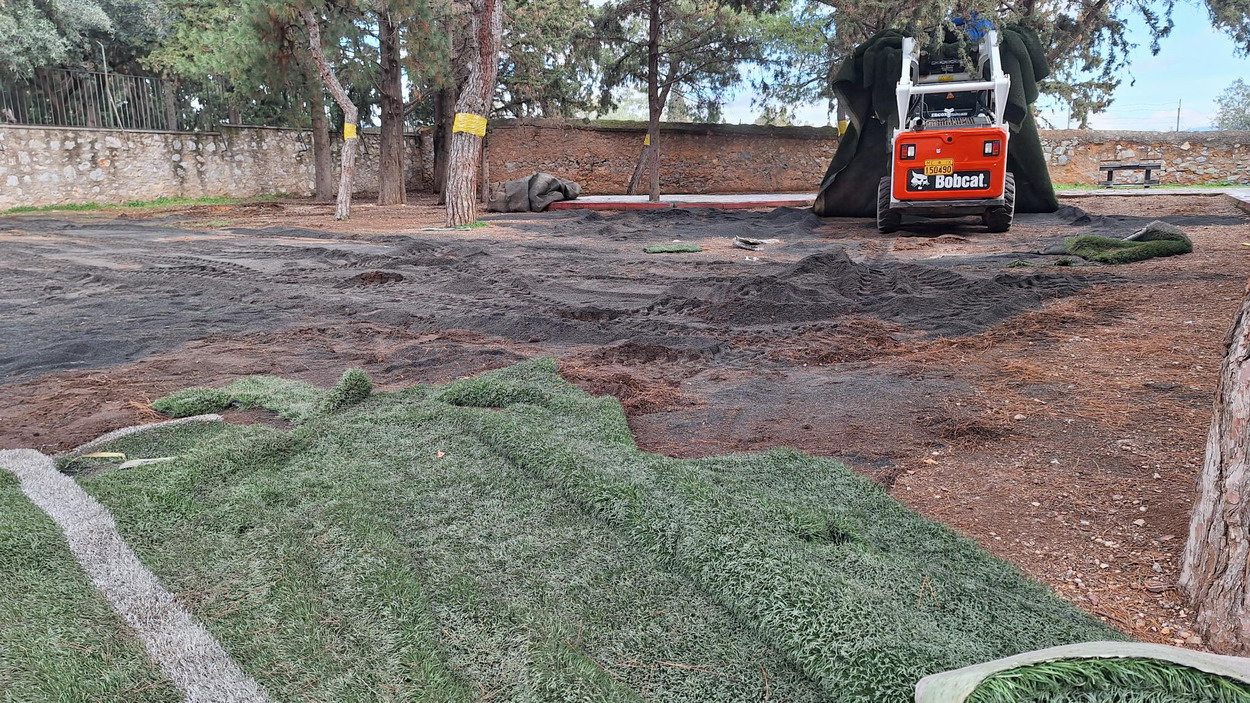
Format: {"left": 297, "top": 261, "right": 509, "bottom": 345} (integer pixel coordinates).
{"left": 924, "top": 159, "right": 954, "bottom": 176}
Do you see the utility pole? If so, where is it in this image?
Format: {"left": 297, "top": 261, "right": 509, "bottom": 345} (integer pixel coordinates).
{"left": 1176, "top": 99, "right": 1181, "bottom": 132}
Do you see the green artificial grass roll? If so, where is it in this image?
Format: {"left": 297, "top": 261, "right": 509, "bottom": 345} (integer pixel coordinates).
{"left": 644, "top": 244, "right": 703, "bottom": 253}
{"left": 75, "top": 360, "right": 1125, "bottom": 701}
{"left": 1064, "top": 222, "right": 1193, "bottom": 264}
{"left": 967, "top": 657, "right": 1250, "bottom": 703}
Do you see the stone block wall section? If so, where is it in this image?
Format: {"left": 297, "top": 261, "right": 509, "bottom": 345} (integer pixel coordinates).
{"left": 0, "top": 124, "right": 429, "bottom": 210}
{"left": 3, "top": 120, "right": 1250, "bottom": 210}
{"left": 485, "top": 119, "right": 841, "bottom": 194}
{"left": 1041, "top": 129, "right": 1250, "bottom": 185}
{"left": 487, "top": 121, "right": 1250, "bottom": 192}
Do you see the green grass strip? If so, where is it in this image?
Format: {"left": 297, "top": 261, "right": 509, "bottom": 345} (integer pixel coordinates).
{"left": 153, "top": 375, "right": 326, "bottom": 423}
{"left": 1064, "top": 234, "right": 1192, "bottom": 264}
{"left": 0, "top": 471, "right": 177, "bottom": 701}
{"left": 967, "top": 657, "right": 1250, "bottom": 703}
{"left": 70, "top": 361, "right": 1120, "bottom": 701}
{"left": 1, "top": 195, "right": 281, "bottom": 215}
{"left": 83, "top": 376, "right": 822, "bottom": 700}
{"left": 644, "top": 243, "right": 703, "bottom": 253}
{"left": 441, "top": 360, "right": 1121, "bottom": 701}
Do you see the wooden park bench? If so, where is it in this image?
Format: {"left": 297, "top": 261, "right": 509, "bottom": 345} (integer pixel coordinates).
{"left": 1099, "top": 160, "right": 1162, "bottom": 188}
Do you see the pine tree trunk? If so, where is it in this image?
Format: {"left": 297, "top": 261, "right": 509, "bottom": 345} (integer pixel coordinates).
{"left": 1180, "top": 279, "right": 1250, "bottom": 654}
{"left": 626, "top": 144, "right": 654, "bottom": 195}
{"left": 302, "top": 8, "right": 359, "bottom": 220}
{"left": 645, "top": 0, "right": 661, "bottom": 202}
{"left": 162, "top": 79, "right": 178, "bottom": 131}
{"left": 377, "top": 12, "right": 406, "bottom": 206}
{"left": 302, "top": 54, "right": 334, "bottom": 203}
{"left": 433, "top": 88, "right": 453, "bottom": 201}
{"left": 445, "top": 0, "right": 504, "bottom": 227}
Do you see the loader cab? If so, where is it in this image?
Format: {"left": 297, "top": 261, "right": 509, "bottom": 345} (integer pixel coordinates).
{"left": 877, "top": 29, "right": 1016, "bottom": 234}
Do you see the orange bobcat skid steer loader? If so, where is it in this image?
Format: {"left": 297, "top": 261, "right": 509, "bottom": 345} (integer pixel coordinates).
{"left": 877, "top": 29, "right": 1015, "bottom": 233}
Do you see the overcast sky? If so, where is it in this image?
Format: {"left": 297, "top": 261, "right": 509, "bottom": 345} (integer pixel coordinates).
{"left": 718, "top": 3, "right": 1250, "bottom": 131}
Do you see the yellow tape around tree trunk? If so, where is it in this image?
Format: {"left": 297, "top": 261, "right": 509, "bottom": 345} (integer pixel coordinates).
{"left": 343, "top": 123, "right": 357, "bottom": 140}
{"left": 452, "top": 113, "right": 488, "bottom": 137}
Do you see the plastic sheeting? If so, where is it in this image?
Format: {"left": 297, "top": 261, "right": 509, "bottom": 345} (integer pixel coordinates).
{"left": 487, "top": 172, "right": 582, "bottom": 213}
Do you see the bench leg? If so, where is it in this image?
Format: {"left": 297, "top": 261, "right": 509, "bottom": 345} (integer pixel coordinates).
{"left": 1145, "top": 168, "right": 1152, "bottom": 188}
{"left": 1105, "top": 171, "right": 1114, "bottom": 188}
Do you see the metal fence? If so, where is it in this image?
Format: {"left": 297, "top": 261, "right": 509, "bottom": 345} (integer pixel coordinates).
{"left": 0, "top": 69, "right": 233, "bottom": 132}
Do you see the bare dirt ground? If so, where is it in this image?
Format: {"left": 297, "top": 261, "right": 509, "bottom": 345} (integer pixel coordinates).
{"left": 1, "top": 192, "right": 1246, "bottom": 649}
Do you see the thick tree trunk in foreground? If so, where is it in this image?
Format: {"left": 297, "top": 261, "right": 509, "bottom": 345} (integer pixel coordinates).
{"left": 301, "top": 55, "right": 334, "bottom": 203}
{"left": 302, "top": 8, "right": 359, "bottom": 220}
{"left": 445, "top": 0, "right": 504, "bottom": 227}
{"left": 377, "top": 12, "right": 406, "bottom": 206}
{"left": 1181, "top": 279, "right": 1250, "bottom": 654}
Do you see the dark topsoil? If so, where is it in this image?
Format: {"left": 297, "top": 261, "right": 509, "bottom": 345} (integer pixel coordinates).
{"left": 0, "top": 206, "right": 1107, "bottom": 381}
{"left": 1, "top": 193, "right": 1247, "bottom": 649}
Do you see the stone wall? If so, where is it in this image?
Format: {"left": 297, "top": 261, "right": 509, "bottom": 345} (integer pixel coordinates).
{"left": 486, "top": 119, "right": 840, "bottom": 194}
{"left": 1040, "top": 130, "right": 1250, "bottom": 185}
{"left": 0, "top": 124, "right": 428, "bottom": 210}
{"left": 3, "top": 121, "right": 1249, "bottom": 210}
{"left": 487, "top": 120, "right": 1250, "bottom": 192}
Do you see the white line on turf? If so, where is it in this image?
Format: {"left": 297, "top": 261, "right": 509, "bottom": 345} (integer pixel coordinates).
{"left": 0, "top": 448, "right": 270, "bottom": 703}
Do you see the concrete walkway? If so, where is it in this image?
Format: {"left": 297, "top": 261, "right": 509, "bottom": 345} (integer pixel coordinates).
{"left": 546, "top": 188, "right": 1250, "bottom": 213}
{"left": 547, "top": 193, "right": 816, "bottom": 210}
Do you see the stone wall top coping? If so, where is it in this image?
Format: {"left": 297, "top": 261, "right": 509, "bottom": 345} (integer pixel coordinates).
{"left": 487, "top": 118, "right": 841, "bottom": 140}
{"left": 1042, "top": 129, "right": 1250, "bottom": 146}
{"left": 0, "top": 123, "right": 428, "bottom": 138}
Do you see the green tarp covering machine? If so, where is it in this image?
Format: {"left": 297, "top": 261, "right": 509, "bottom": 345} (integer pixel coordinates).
{"left": 814, "top": 24, "right": 1059, "bottom": 218}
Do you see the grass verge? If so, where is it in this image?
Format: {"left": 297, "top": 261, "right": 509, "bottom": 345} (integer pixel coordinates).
{"left": 65, "top": 359, "right": 1119, "bottom": 701}
{"left": 0, "top": 471, "right": 177, "bottom": 700}
{"left": 1, "top": 194, "right": 282, "bottom": 215}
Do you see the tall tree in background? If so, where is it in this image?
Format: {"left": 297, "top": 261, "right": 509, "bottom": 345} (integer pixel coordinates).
{"left": 1204, "top": 0, "right": 1250, "bottom": 54}
{"left": 597, "top": 0, "right": 767, "bottom": 201}
{"left": 147, "top": 0, "right": 336, "bottom": 201}
{"left": 495, "top": 0, "right": 598, "bottom": 117}
{"left": 755, "top": 0, "right": 1178, "bottom": 127}
{"left": 1180, "top": 280, "right": 1250, "bottom": 654}
{"left": 1214, "top": 78, "right": 1250, "bottom": 130}
{"left": 375, "top": 0, "right": 448, "bottom": 206}
{"left": 378, "top": 10, "right": 407, "bottom": 205}
{"left": 0, "top": 0, "right": 171, "bottom": 77}
{"left": 302, "top": 6, "right": 359, "bottom": 220}
{"left": 444, "top": 0, "right": 504, "bottom": 226}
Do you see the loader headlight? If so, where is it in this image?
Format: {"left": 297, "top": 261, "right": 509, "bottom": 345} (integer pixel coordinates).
{"left": 983, "top": 139, "right": 1001, "bottom": 157}
{"left": 900, "top": 143, "right": 916, "bottom": 160}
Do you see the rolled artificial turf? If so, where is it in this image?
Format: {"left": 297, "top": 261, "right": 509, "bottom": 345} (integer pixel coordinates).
{"left": 59, "top": 359, "right": 1120, "bottom": 701}
{"left": 644, "top": 243, "right": 703, "bottom": 253}
{"left": 1064, "top": 227, "right": 1192, "bottom": 264}
{"left": 966, "top": 657, "right": 1250, "bottom": 703}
